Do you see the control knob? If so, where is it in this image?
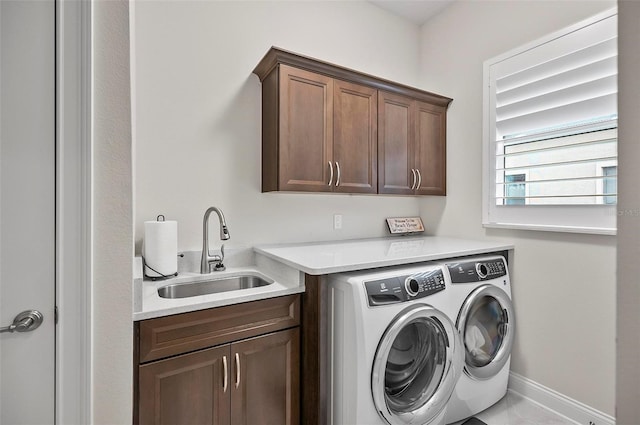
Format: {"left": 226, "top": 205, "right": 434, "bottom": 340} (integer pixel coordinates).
{"left": 405, "top": 278, "right": 420, "bottom": 297}
{"left": 476, "top": 263, "right": 488, "bottom": 279}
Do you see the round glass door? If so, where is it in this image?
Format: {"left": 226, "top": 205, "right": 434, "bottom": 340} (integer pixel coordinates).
{"left": 458, "top": 285, "right": 514, "bottom": 380}
{"left": 372, "top": 305, "right": 463, "bottom": 425}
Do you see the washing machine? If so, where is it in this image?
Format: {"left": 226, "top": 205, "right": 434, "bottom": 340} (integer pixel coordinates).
{"left": 442, "top": 255, "right": 515, "bottom": 424}
{"left": 328, "top": 263, "right": 464, "bottom": 425}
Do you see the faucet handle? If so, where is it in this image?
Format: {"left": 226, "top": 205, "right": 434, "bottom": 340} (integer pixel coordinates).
{"left": 213, "top": 244, "right": 226, "bottom": 272}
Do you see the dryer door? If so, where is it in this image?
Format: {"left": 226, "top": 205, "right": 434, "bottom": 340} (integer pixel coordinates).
{"left": 457, "top": 284, "right": 515, "bottom": 380}
{"left": 371, "top": 304, "right": 463, "bottom": 425}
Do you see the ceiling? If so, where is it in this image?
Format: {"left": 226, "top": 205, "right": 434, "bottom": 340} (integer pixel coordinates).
{"left": 368, "top": 0, "right": 455, "bottom": 25}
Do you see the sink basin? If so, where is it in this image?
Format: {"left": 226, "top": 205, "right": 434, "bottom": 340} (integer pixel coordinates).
{"left": 158, "top": 274, "right": 274, "bottom": 299}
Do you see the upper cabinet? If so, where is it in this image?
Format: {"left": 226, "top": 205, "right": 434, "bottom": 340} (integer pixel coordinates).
{"left": 275, "top": 65, "right": 334, "bottom": 192}
{"left": 333, "top": 79, "right": 377, "bottom": 193}
{"left": 378, "top": 93, "right": 447, "bottom": 195}
{"left": 253, "top": 47, "right": 451, "bottom": 196}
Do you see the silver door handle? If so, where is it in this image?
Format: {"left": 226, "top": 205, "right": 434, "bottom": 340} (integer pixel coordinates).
{"left": 222, "top": 355, "right": 228, "bottom": 393}
{"left": 234, "top": 352, "right": 240, "bottom": 389}
{"left": 328, "top": 161, "right": 334, "bottom": 186}
{"left": 411, "top": 169, "right": 417, "bottom": 190}
{"left": 416, "top": 169, "right": 422, "bottom": 190}
{"left": 0, "top": 310, "right": 43, "bottom": 334}
{"left": 335, "top": 161, "right": 341, "bottom": 187}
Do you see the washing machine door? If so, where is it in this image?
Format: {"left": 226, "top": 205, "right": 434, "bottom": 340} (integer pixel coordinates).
{"left": 371, "top": 304, "right": 463, "bottom": 425}
{"left": 457, "top": 284, "right": 515, "bottom": 380}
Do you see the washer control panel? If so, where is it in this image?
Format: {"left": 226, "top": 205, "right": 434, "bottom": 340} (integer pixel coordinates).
{"left": 365, "top": 268, "right": 445, "bottom": 306}
{"left": 447, "top": 257, "right": 507, "bottom": 283}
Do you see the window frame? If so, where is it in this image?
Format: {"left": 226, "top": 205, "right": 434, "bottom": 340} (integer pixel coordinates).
{"left": 482, "top": 8, "right": 617, "bottom": 236}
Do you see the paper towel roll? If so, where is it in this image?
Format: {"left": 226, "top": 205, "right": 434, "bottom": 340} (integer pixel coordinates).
{"left": 143, "top": 218, "right": 178, "bottom": 278}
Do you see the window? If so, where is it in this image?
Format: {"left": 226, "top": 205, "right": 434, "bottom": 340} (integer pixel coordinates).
{"left": 483, "top": 9, "right": 617, "bottom": 235}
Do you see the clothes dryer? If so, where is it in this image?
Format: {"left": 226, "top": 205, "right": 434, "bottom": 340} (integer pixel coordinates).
{"left": 442, "top": 255, "right": 515, "bottom": 424}
{"left": 328, "top": 263, "right": 464, "bottom": 425}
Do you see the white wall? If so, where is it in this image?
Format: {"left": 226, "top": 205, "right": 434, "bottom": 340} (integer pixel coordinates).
{"left": 616, "top": 0, "right": 640, "bottom": 422}
{"left": 133, "top": 1, "right": 423, "bottom": 254}
{"left": 92, "top": 1, "right": 133, "bottom": 423}
{"left": 418, "top": 0, "right": 616, "bottom": 416}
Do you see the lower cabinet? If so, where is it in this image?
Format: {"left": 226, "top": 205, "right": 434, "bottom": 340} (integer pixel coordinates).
{"left": 135, "top": 295, "right": 301, "bottom": 425}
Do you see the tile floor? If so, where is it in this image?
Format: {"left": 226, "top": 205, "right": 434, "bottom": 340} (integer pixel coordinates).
{"left": 457, "top": 390, "right": 579, "bottom": 425}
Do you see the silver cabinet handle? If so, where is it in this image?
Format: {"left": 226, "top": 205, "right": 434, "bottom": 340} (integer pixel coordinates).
{"left": 410, "top": 169, "right": 417, "bottom": 190}
{"left": 0, "top": 310, "right": 43, "bottom": 334}
{"left": 416, "top": 169, "right": 422, "bottom": 190}
{"left": 234, "top": 353, "right": 240, "bottom": 389}
{"left": 328, "top": 161, "right": 334, "bottom": 186}
{"left": 222, "top": 355, "right": 228, "bottom": 393}
{"left": 335, "top": 161, "right": 341, "bottom": 187}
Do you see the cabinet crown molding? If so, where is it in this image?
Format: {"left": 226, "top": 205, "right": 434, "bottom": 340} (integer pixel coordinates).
{"left": 252, "top": 46, "right": 453, "bottom": 107}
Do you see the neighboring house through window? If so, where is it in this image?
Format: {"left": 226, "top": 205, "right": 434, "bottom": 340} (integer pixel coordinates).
{"left": 504, "top": 174, "right": 526, "bottom": 205}
{"left": 602, "top": 165, "right": 617, "bottom": 205}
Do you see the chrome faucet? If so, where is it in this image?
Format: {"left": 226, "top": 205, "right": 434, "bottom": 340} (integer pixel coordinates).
{"left": 200, "top": 206, "right": 230, "bottom": 273}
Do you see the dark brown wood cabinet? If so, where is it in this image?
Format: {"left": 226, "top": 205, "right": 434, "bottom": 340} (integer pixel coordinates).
{"left": 273, "top": 65, "right": 333, "bottom": 192}
{"left": 135, "top": 295, "right": 301, "bottom": 425}
{"left": 139, "top": 345, "right": 231, "bottom": 425}
{"left": 260, "top": 64, "right": 377, "bottom": 194}
{"left": 253, "top": 47, "right": 451, "bottom": 196}
{"left": 333, "top": 79, "right": 377, "bottom": 193}
{"left": 378, "top": 91, "right": 415, "bottom": 194}
{"left": 415, "top": 100, "right": 447, "bottom": 195}
{"left": 378, "top": 93, "right": 447, "bottom": 195}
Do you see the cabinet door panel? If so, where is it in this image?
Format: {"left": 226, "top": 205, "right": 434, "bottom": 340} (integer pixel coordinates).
{"left": 333, "top": 80, "right": 377, "bottom": 193}
{"left": 279, "top": 64, "right": 333, "bottom": 191}
{"left": 231, "top": 328, "right": 300, "bottom": 425}
{"left": 139, "top": 345, "right": 231, "bottom": 425}
{"left": 378, "top": 91, "right": 415, "bottom": 194}
{"left": 415, "top": 101, "right": 446, "bottom": 195}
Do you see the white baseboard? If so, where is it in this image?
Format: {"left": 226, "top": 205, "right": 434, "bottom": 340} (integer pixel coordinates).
{"left": 508, "top": 372, "right": 615, "bottom": 425}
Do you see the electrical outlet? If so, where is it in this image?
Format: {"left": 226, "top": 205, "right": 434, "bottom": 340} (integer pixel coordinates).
{"left": 333, "top": 214, "right": 343, "bottom": 230}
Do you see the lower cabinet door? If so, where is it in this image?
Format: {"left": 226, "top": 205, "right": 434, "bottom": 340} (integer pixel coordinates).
{"left": 139, "top": 345, "right": 231, "bottom": 425}
{"left": 230, "top": 328, "right": 300, "bottom": 425}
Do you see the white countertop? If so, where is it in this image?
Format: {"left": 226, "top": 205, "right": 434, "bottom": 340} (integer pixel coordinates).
{"left": 133, "top": 254, "right": 305, "bottom": 321}
{"left": 134, "top": 236, "right": 513, "bottom": 321}
{"left": 254, "top": 236, "right": 514, "bottom": 275}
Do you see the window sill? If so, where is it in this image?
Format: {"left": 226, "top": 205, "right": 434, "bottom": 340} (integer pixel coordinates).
{"left": 483, "top": 222, "right": 616, "bottom": 236}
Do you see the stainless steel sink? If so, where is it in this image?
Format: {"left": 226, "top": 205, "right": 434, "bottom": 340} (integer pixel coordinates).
{"left": 158, "top": 274, "right": 274, "bottom": 299}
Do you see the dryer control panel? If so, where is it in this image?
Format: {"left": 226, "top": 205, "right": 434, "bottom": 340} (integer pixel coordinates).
{"left": 447, "top": 257, "right": 507, "bottom": 283}
{"left": 364, "top": 268, "right": 445, "bottom": 306}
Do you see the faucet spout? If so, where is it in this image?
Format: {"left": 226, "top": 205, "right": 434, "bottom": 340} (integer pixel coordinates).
{"left": 201, "top": 206, "right": 230, "bottom": 273}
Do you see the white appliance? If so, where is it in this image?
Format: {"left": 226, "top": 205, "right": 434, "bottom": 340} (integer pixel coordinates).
{"left": 328, "top": 263, "right": 464, "bottom": 425}
{"left": 442, "top": 255, "right": 515, "bottom": 424}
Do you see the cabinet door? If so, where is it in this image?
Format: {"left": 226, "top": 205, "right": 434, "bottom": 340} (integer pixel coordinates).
{"left": 415, "top": 101, "right": 447, "bottom": 195}
{"left": 378, "top": 91, "right": 415, "bottom": 194}
{"left": 139, "top": 345, "right": 231, "bottom": 425}
{"left": 333, "top": 80, "right": 377, "bottom": 193}
{"left": 278, "top": 64, "right": 333, "bottom": 192}
{"left": 231, "top": 328, "right": 300, "bottom": 425}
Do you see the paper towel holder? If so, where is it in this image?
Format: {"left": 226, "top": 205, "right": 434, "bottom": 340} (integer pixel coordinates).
{"left": 143, "top": 214, "right": 179, "bottom": 281}
{"left": 142, "top": 256, "right": 179, "bottom": 281}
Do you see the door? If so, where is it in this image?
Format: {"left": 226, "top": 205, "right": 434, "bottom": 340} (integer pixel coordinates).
{"left": 333, "top": 80, "right": 377, "bottom": 193}
{"left": 378, "top": 91, "right": 415, "bottom": 195}
{"left": 231, "top": 328, "right": 300, "bottom": 425}
{"left": 278, "top": 64, "right": 333, "bottom": 192}
{"left": 371, "top": 305, "right": 463, "bottom": 425}
{"left": 0, "top": 1, "right": 56, "bottom": 423}
{"left": 138, "top": 345, "right": 232, "bottom": 425}
{"left": 457, "top": 284, "right": 515, "bottom": 380}
{"left": 415, "top": 101, "right": 447, "bottom": 196}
